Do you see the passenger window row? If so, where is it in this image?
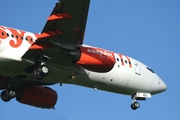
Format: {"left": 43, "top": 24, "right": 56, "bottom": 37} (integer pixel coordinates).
{"left": 1, "top": 32, "right": 33, "bottom": 42}
{"left": 117, "top": 55, "right": 132, "bottom": 68}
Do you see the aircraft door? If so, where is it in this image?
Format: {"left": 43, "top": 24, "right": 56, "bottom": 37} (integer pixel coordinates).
{"left": 133, "top": 60, "right": 141, "bottom": 75}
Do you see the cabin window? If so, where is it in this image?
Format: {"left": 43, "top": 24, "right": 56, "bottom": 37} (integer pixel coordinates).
{"left": 21, "top": 36, "right": 23, "bottom": 40}
{"left": 7, "top": 33, "right": 9, "bottom": 37}
{"left": 125, "top": 60, "right": 127, "bottom": 64}
{"left": 11, "top": 34, "right": 14, "bottom": 38}
{"left": 2, "top": 32, "right": 4, "bottom": 36}
{"left": 117, "top": 58, "right": 119, "bottom": 61}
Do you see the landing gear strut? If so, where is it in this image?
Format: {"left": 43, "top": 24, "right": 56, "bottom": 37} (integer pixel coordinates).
{"left": 131, "top": 94, "right": 140, "bottom": 110}
{"left": 130, "top": 93, "right": 151, "bottom": 110}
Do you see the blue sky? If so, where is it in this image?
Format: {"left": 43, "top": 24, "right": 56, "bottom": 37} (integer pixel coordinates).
{"left": 0, "top": 0, "right": 180, "bottom": 119}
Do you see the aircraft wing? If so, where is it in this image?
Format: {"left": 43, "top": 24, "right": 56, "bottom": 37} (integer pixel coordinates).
{"left": 23, "top": 0, "right": 90, "bottom": 65}
{"left": 38, "top": 0, "right": 90, "bottom": 45}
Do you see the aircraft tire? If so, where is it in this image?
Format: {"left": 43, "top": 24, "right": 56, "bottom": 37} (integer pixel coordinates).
{"left": 131, "top": 102, "right": 140, "bottom": 110}
{"left": 5, "top": 89, "right": 16, "bottom": 98}
{"left": 34, "top": 68, "right": 44, "bottom": 80}
{"left": 1, "top": 91, "right": 11, "bottom": 102}
{"left": 131, "top": 103, "right": 136, "bottom": 110}
{"left": 134, "top": 101, "right": 140, "bottom": 108}
{"left": 38, "top": 65, "right": 49, "bottom": 76}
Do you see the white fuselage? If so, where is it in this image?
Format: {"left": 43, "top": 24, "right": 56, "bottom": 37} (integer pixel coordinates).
{"left": 0, "top": 26, "right": 167, "bottom": 96}
{"left": 72, "top": 52, "right": 166, "bottom": 96}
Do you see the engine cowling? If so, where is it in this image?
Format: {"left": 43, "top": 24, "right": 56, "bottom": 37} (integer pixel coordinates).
{"left": 56, "top": 45, "right": 115, "bottom": 72}
{"left": 16, "top": 86, "right": 57, "bottom": 109}
{"left": 76, "top": 46, "right": 115, "bottom": 72}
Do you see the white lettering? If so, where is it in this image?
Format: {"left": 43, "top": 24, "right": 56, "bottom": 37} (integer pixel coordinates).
{"left": 87, "top": 49, "right": 91, "bottom": 53}
{"left": 87, "top": 48, "right": 113, "bottom": 57}
{"left": 92, "top": 49, "right": 96, "bottom": 53}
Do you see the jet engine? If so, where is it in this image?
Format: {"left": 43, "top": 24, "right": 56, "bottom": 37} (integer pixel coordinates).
{"left": 16, "top": 86, "right": 57, "bottom": 109}
{"left": 76, "top": 46, "right": 115, "bottom": 72}
{"left": 67, "top": 46, "right": 115, "bottom": 72}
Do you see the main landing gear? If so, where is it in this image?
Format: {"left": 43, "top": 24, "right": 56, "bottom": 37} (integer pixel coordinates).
{"left": 33, "top": 55, "right": 50, "bottom": 80}
{"left": 0, "top": 89, "right": 17, "bottom": 102}
{"left": 34, "top": 64, "right": 49, "bottom": 80}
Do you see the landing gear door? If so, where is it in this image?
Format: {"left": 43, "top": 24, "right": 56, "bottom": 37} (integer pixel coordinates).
{"left": 134, "top": 61, "right": 141, "bottom": 75}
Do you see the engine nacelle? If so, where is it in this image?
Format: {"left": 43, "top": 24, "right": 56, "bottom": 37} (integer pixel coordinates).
{"left": 16, "top": 86, "right": 57, "bottom": 109}
{"left": 76, "top": 46, "right": 115, "bottom": 72}
{"left": 59, "top": 45, "right": 115, "bottom": 72}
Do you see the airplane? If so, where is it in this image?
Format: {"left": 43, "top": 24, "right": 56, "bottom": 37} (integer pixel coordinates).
{"left": 0, "top": 0, "right": 167, "bottom": 110}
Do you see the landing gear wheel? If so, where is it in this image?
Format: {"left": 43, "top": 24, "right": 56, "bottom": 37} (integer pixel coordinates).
{"left": 131, "top": 102, "right": 140, "bottom": 110}
{"left": 33, "top": 65, "right": 49, "bottom": 80}
{"left": 38, "top": 65, "right": 49, "bottom": 76}
{"left": 134, "top": 102, "right": 140, "bottom": 108}
{"left": 1, "top": 91, "right": 11, "bottom": 102}
{"left": 34, "top": 68, "right": 43, "bottom": 80}
{"left": 5, "top": 89, "right": 16, "bottom": 98}
{"left": 131, "top": 103, "right": 136, "bottom": 110}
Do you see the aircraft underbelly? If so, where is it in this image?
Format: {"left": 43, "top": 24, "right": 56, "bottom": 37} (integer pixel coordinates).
{"left": 0, "top": 57, "right": 77, "bottom": 84}
{"left": 86, "top": 68, "right": 129, "bottom": 94}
